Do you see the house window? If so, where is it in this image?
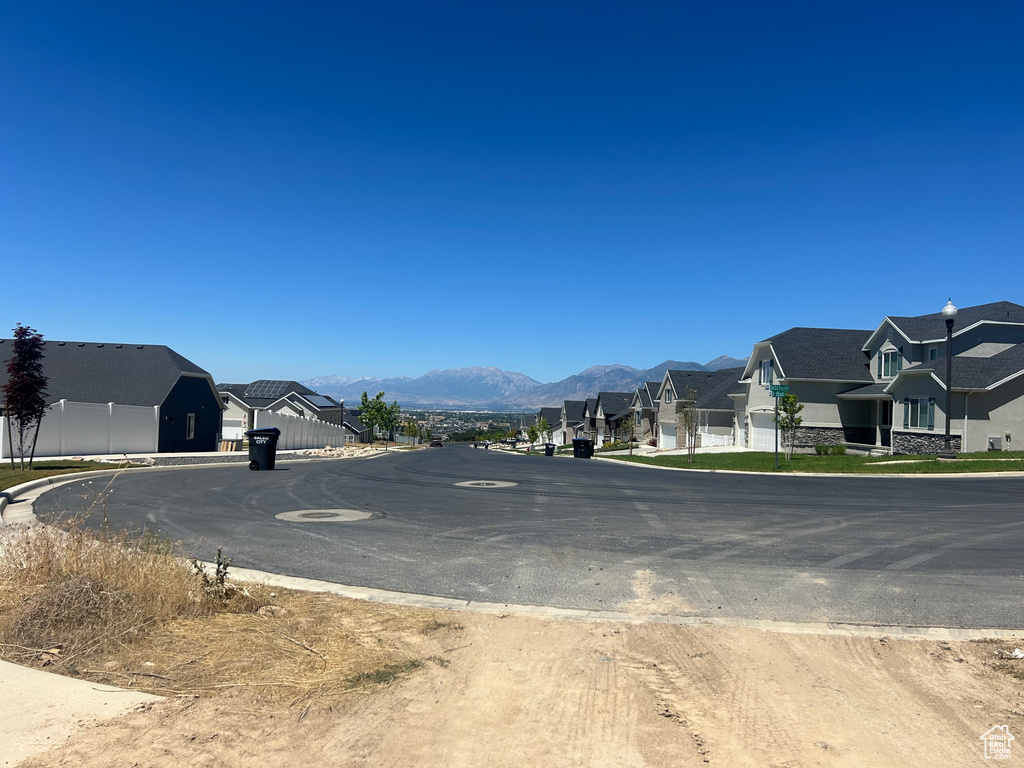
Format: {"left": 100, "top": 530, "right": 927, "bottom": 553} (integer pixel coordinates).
{"left": 881, "top": 350, "right": 902, "bottom": 378}
{"left": 186, "top": 413, "right": 196, "bottom": 440}
{"left": 929, "top": 347, "right": 938, "bottom": 361}
{"left": 902, "top": 398, "right": 934, "bottom": 430}
{"left": 664, "top": 389, "right": 673, "bottom": 404}
{"left": 758, "top": 359, "right": 773, "bottom": 385}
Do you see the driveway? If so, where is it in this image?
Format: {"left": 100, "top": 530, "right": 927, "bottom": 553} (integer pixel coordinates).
{"left": 32, "top": 445, "right": 1024, "bottom": 628}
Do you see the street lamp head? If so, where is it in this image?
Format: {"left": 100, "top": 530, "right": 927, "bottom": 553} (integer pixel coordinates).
{"left": 941, "top": 299, "right": 958, "bottom": 320}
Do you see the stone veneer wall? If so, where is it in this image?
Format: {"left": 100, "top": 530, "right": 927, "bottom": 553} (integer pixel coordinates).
{"left": 892, "top": 431, "right": 961, "bottom": 455}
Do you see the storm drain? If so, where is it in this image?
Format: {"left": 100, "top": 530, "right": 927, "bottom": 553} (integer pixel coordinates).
{"left": 454, "top": 480, "right": 518, "bottom": 489}
{"left": 275, "top": 509, "right": 376, "bottom": 523}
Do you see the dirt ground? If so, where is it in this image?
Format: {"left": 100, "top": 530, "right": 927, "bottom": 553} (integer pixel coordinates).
{"left": 16, "top": 603, "right": 1024, "bottom": 768}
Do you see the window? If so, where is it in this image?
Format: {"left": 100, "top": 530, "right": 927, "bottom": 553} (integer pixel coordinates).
{"left": 758, "top": 359, "right": 773, "bottom": 385}
{"left": 881, "top": 350, "right": 903, "bottom": 378}
{"left": 664, "top": 389, "right": 673, "bottom": 404}
{"left": 186, "top": 413, "right": 196, "bottom": 440}
{"left": 902, "top": 398, "right": 934, "bottom": 430}
{"left": 929, "top": 347, "right": 938, "bottom": 361}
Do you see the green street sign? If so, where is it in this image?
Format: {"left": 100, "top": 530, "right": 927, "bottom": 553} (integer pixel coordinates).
{"left": 769, "top": 384, "right": 789, "bottom": 397}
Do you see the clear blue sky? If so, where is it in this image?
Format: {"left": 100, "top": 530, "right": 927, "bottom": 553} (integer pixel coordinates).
{"left": 2, "top": 2, "right": 1021, "bottom": 384}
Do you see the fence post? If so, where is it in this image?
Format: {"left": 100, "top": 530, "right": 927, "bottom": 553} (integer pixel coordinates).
{"left": 108, "top": 402, "right": 115, "bottom": 453}
{"left": 59, "top": 400, "right": 67, "bottom": 456}
{"left": 153, "top": 406, "right": 161, "bottom": 452}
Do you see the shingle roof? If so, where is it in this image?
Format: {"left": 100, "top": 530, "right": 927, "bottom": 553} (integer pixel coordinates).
{"left": 584, "top": 398, "right": 598, "bottom": 419}
{"left": 596, "top": 391, "right": 632, "bottom": 420}
{"left": 645, "top": 382, "right": 661, "bottom": 401}
{"left": 635, "top": 387, "right": 653, "bottom": 408}
{"left": 216, "top": 379, "right": 320, "bottom": 408}
{"left": 562, "top": 400, "right": 586, "bottom": 423}
{"left": 665, "top": 368, "right": 744, "bottom": 410}
{"left": 0, "top": 339, "right": 212, "bottom": 407}
{"left": 888, "top": 301, "right": 1024, "bottom": 343}
{"left": 761, "top": 328, "right": 873, "bottom": 381}
{"left": 342, "top": 408, "right": 367, "bottom": 433}
{"left": 539, "top": 407, "right": 562, "bottom": 426}
{"left": 902, "top": 343, "right": 1024, "bottom": 390}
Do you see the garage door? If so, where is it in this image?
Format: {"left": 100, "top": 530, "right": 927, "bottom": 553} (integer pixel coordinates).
{"left": 659, "top": 423, "right": 676, "bottom": 450}
{"left": 750, "top": 413, "right": 776, "bottom": 452}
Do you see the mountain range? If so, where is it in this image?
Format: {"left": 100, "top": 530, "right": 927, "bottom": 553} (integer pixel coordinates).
{"left": 302, "top": 356, "right": 748, "bottom": 410}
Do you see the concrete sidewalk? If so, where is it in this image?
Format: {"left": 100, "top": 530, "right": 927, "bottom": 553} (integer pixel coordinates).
{"left": 0, "top": 659, "right": 160, "bottom": 766}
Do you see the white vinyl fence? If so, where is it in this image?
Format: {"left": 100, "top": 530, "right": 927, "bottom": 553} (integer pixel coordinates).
{"left": 1, "top": 400, "right": 160, "bottom": 459}
{"left": 252, "top": 410, "right": 350, "bottom": 450}
{"left": 698, "top": 432, "right": 735, "bottom": 448}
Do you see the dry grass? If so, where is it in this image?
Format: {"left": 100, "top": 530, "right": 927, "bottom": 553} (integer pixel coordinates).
{"left": 0, "top": 519, "right": 462, "bottom": 711}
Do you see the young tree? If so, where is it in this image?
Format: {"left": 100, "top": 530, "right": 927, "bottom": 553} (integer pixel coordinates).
{"left": 527, "top": 423, "right": 540, "bottom": 445}
{"left": 403, "top": 418, "right": 419, "bottom": 443}
{"left": 677, "top": 387, "right": 700, "bottom": 464}
{"left": 3, "top": 325, "right": 49, "bottom": 470}
{"left": 619, "top": 415, "right": 635, "bottom": 455}
{"left": 777, "top": 393, "right": 804, "bottom": 459}
{"left": 537, "top": 416, "right": 551, "bottom": 444}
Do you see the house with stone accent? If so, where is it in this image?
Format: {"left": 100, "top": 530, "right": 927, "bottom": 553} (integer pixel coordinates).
{"left": 630, "top": 381, "right": 662, "bottom": 445}
{"left": 849, "top": 300, "right": 1024, "bottom": 454}
{"left": 580, "top": 398, "right": 599, "bottom": 444}
{"left": 738, "top": 328, "right": 874, "bottom": 452}
{"left": 656, "top": 369, "right": 745, "bottom": 449}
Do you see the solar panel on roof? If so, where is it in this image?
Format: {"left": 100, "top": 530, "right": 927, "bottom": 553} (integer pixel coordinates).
{"left": 244, "top": 380, "right": 291, "bottom": 399}
{"left": 306, "top": 395, "right": 336, "bottom": 408}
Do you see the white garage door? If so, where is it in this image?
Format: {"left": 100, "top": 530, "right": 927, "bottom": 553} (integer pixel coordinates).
{"left": 750, "top": 413, "right": 776, "bottom": 452}
{"left": 659, "top": 423, "right": 676, "bottom": 450}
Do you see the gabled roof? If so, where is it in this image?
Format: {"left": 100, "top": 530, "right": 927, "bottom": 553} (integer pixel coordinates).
{"left": 583, "top": 398, "right": 598, "bottom": 419}
{"left": 595, "top": 391, "right": 632, "bottom": 420}
{"left": 645, "top": 381, "right": 661, "bottom": 401}
{"left": 663, "top": 368, "right": 745, "bottom": 411}
{"left": 217, "top": 379, "right": 320, "bottom": 408}
{"left": 893, "top": 342, "right": 1024, "bottom": 391}
{"left": 341, "top": 408, "right": 367, "bottom": 433}
{"left": 562, "top": 399, "right": 586, "bottom": 424}
{"left": 633, "top": 387, "right": 653, "bottom": 409}
{"left": 756, "top": 327, "right": 873, "bottom": 382}
{"left": 0, "top": 339, "right": 216, "bottom": 407}
{"left": 538, "top": 407, "right": 562, "bottom": 426}
{"left": 876, "top": 301, "right": 1024, "bottom": 346}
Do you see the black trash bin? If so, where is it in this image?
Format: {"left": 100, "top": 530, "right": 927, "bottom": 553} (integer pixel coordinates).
{"left": 245, "top": 427, "right": 281, "bottom": 471}
{"left": 544, "top": 443, "right": 556, "bottom": 457}
{"left": 572, "top": 438, "right": 593, "bottom": 459}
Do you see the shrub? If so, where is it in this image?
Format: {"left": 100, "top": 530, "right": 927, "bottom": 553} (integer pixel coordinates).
{"left": 831, "top": 444, "right": 847, "bottom": 455}
{"left": 814, "top": 444, "right": 830, "bottom": 455}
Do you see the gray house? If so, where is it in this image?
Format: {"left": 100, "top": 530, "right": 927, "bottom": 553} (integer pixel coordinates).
{"left": 557, "top": 399, "right": 586, "bottom": 445}
{"left": 852, "top": 300, "right": 1024, "bottom": 454}
{"left": 217, "top": 380, "right": 342, "bottom": 439}
{"left": 630, "top": 381, "right": 662, "bottom": 445}
{"left": 0, "top": 339, "right": 223, "bottom": 453}
{"left": 593, "top": 391, "right": 633, "bottom": 444}
{"left": 656, "top": 369, "right": 745, "bottom": 449}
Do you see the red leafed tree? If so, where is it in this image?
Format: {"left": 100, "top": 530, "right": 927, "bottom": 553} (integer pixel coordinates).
{"left": 3, "top": 325, "right": 49, "bottom": 469}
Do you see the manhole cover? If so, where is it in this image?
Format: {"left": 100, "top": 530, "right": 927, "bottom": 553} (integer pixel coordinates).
{"left": 454, "top": 480, "right": 518, "bottom": 489}
{"left": 275, "top": 509, "right": 375, "bottom": 523}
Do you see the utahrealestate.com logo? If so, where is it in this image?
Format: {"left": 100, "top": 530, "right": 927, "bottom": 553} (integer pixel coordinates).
{"left": 980, "top": 725, "right": 1014, "bottom": 760}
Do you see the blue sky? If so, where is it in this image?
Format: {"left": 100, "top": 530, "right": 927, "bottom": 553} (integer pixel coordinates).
{"left": 2, "top": 2, "right": 1022, "bottom": 384}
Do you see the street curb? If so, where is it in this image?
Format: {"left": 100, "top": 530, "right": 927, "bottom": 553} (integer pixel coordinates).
{"left": 225, "top": 565, "right": 1024, "bottom": 641}
{"left": 589, "top": 455, "right": 1024, "bottom": 479}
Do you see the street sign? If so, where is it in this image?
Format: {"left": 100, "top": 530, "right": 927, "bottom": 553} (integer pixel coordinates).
{"left": 769, "top": 384, "right": 789, "bottom": 397}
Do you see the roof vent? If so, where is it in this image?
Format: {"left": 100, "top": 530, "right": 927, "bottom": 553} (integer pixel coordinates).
{"left": 116, "top": 344, "right": 123, "bottom": 348}
{"left": 58, "top": 342, "right": 66, "bottom": 346}
{"left": 97, "top": 344, "right": 104, "bottom": 348}
{"left": 137, "top": 345, "right": 143, "bottom": 349}
{"left": 78, "top": 343, "right": 85, "bottom": 347}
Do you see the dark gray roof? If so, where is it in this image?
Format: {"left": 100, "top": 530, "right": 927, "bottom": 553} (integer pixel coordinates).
{"left": 584, "top": 398, "right": 598, "bottom": 419}
{"left": 902, "top": 343, "right": 1024, "bottom": 390}
{"left": 635, "top": 387, "right": 653, "bottom": 408}
{"left": 887, "top": 301, "right": 1024, "bottom": 342}
{"left": 0, "top": 339, "right": 213, "bottom": 407}
{"left": 835, "top": 382, "right": 891, "bottom": 399}
{"left": 342, "top": 408, "right": 367, "bottom": 433}
{"left": 217, "top": 379, "right": 320, "bottom": 408}
{"left": 665, "top": 368, "right": 744, "bottom": 410}
{"left": 562, "top": 399, "right": 586, "bottom": 423}
{"left": 539, "top": 407, "right": 561, "bottom": 426}
{"left": 761, "top": 328, "right": 873, "bottom": 381}
{"left": 596, "top": 391, "right": 632, "bottom": 420}
{"left": 645, "top": 382, "right": 661, "bottom": 401}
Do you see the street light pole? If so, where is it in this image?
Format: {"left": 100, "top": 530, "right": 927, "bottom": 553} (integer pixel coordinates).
{"left": 939, "top": 299, "right": 958, "bottom": 459}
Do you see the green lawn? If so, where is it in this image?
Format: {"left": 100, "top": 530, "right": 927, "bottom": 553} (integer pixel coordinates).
{"left": 0, "top": 460, "right": 131, "bottom": 492}
{"left": 607, "top": 450, "right": 1024, "bottom": 474}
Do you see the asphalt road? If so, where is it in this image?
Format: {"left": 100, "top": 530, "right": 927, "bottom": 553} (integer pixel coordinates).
{"left": 33, "top": 445, "right": 1024, "bottom": 628}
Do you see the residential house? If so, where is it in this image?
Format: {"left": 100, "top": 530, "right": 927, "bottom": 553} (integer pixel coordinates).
{"left": 0, "top": 339, "right": 223, "bottom": 453}
{"left": 557, "top": 399, "right": 587, "bottom": 445}
{"left": 580, "top": 398, "right": 599, "bottom": 444}
{"left": 594, "top": 391, "right": 633, "bottom": 444}
{"left": 630, "top": 381, "right": 662, "bottom": 445}
{"left": 656, "top": 369, "right": 745, "bottom": 449}
{"left": 341, "top": 408, "right": 370, "bottom": 443}
{"left": 217, "top": 380, "right": 343, "bottom": 440}
{"left": 537, "top": 407, "right": 562, "bottom": 443}
{"left": 738, "top": 328, "right": 874, "bottom": 452}
{"left": 852, "top": 300, "right": 1024, "bottom": 454}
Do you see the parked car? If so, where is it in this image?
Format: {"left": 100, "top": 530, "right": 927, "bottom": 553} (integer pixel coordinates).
{"left": 430, "top": 438, "right": 444, "bottom": 447}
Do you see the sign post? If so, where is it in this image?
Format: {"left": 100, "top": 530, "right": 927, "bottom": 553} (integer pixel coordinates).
{"left": 768, "top": 384, "right": 789, "bottom": 470}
